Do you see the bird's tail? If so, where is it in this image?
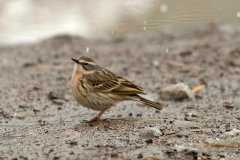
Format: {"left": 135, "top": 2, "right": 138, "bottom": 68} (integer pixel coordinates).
{"left": 135, "top": 95, "right": 164, "bottom": 110}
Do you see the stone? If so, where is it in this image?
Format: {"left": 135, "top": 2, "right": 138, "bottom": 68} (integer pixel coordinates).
{"left": 140, "top": 127, "right": 162, "bottom": 139}
{"left": 159, "top": 83, "right": 194, "bottom": 101}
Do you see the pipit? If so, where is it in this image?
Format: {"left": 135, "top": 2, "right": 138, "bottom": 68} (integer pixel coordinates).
{"left": 71, "top": 56, "right": 164, "bottom": 122}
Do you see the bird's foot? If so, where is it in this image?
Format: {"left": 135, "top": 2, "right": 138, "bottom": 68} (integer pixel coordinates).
{"left": 87, "top": 109, "right": 107, "bottom": 123}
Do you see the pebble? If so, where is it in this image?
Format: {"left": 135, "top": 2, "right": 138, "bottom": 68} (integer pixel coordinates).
{"left": 38, "top": 119, "right": 47, "bottom": 126}
{"left": 14, "top": 112, "right": 27, "bottom": 120}
{"left": 184, "top": 112, "right": 198, "bottom": 121}
{"left": 110, "top": 153, "right": 118, "bottom": 158}
{"left": 48, "top": 91, "right": 60, "bottom": 100}
{"left": 224, "top": 128, "right": 240, "bottom": 137}
{"left": 33, "top": 108, "right": 40, "bottom": 114}
{"left": 145, "top": 139, "right": 153, "bottom": 144}
{"left": 223, "top": 101, "right": 234, "bottom": 109}
{"left": 117, "top": 114, "right": 122, "bottom": 118}
{"left": 140, "top": 127, "right": 162, "bottom": 139}
{"left": 143, "top": 156, "right": 160, "bottom": 160}
{"left": 137, "top": 153, "right": 143, "bottom": 159}
{"left": 159, "top": 83, "right": 194, "bottom": 101}
{"left": 136, "top": 113, "right": 142, "bottom": 117}
{"left": 47, "top": 91, "right": 65, "bottom": 105}
{"left": 129, "top": 113, "right": 133, "bottom": 117}
{"left": 65, "top": 140, "right": 78, "bottom": 146}
{"left": 179, "top": 50, "right": 192, "bottom": 57}
{"left": 52, "top": 99, "right": 64, "bottom": 105}
{"left": 0, "top": 109, "right": 12, "bottom": 119}
{"left": 152, "top": 60, "right": 159, "bottom": 67}
{"left": 18, "top": 105, "right": 31, "bottom": 110}
{"left": 227, "top": 49, "right": 240, "bottom": 67}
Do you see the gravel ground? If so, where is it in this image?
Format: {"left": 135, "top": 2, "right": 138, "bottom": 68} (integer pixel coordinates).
{"left": 1, "top": 25, "right": 240, "bottom": 160}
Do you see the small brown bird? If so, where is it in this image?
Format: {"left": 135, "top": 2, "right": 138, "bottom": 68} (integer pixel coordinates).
{"left": 71, "top": 56, "right": 164, "bottom": 122}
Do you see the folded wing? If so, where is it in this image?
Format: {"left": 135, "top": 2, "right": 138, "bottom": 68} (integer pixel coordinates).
{"left": 84, "top": 69, "right": 145, "bottom": 95}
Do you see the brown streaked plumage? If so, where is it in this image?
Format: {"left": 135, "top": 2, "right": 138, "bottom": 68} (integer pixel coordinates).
{"left": 70, "top": 56, "right": 164, "bottom": 122}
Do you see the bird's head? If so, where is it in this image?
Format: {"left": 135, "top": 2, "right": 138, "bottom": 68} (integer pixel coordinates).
{"left": 71, "top": 56, "right": 99, "bottom": 72}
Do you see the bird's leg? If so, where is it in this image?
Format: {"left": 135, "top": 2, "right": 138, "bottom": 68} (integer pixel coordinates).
{"left": 88, "top": 109, "right": 107, "bottom": 123}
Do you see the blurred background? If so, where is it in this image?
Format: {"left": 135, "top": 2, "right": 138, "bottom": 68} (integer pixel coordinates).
{"left": 0, "top": 0, "right": 239, "bottom": 45}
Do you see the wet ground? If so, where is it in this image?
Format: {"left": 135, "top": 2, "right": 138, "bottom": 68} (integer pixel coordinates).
{"left": 1, "top": 25, "right": 240, "bottom": 160}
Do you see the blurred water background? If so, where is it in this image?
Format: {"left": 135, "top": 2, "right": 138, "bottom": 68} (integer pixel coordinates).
{"left": 0, "top": 0, "right": 239, "bottom": 45}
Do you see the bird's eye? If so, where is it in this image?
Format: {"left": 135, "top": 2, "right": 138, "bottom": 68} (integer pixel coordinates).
{"left": 81, "top": 62, "right": 89, "bottom": 66}
{"left": 81, "top": 63, "right": 98, "bottom": 70}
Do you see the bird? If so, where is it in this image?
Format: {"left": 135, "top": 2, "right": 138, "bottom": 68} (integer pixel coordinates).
{"left": 70, "top": 56, "right": 164, "bottom": 122}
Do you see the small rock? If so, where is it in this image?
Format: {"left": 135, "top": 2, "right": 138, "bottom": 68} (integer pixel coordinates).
{"left": 53, "top": 156, "right": 60, "bottom": 160}
{"left": 225, "top": 123, "right": 231, "bottom": 132}
{"left": 38, "top": 119, "right": 47, "bottom": 126}
{"left": 33, "top": 108, "right": 40, "bottom": 114}
{"left": 57, "top": 106, "right": 62, "bottom": 110}
{"left": 47, "top": 91, "right": 60, "bottom": 100}
{"left": 65, "top": 140, "right": 78, "bottom": 146}
{"left": 69, "top": 151, "right": 74, "bottom": 155}
{"left": 47, "top": 91, "right": 65, "bottom": 105}
{"left": 155, "top": 110, "right": 160, "bottom": 113}
{"left": 174, "top": 144, "right": 198, "bottom": 152}
{"left": 136, "top": 113, "right": 142, "bottom": 117}
{"left": 19, "top": 155, "right": 28, "bottom": 160}
{"left": 184, "top": 112, "right": 198, "bottom": 121}
{"left": 117, "top": 114, "right": 122, "bottom": 118}
{"left": 110, "top": 153, "right": 118, "bottom": 158}
{"left": 174, "top": 144, "right": 199, "bottom": 160}
{"left": 159, "top": 83, "right": 194, "bottom": 101}
{"left": 32, "top": 86, "right": 41, "bottom": 91}
{"left": 224, "top": 128, "right": 240, "bottom": 137}
{"left": 137, "top": 153, "right": 143, "bottom": 159}
{"left": 152, "top": 60, "right": 159, "bottom": 67}
{"left": 18, "top": 105, "right": 31, "bottom": 110}
{"left": 52, "top": 99, "right": 64, "bottom": 105}
{"left": 22, "top": 62, "right": 36, "bottom": 68}
{"left": 223, "top": 101, "right": 234, "bottom": 109}
{"left": 145, "top": 139, "right": 153, "bottom": 144}
{"left": 14, "top": 112, "right": 26, "bottom": 120}
{"left": 226, "top": 49, "right": 240, "bottom": 67}
{"left": 0, "top": 109, "right": 12, "bottom": 119}
{"left": 184, "top": 150, "right": 198, "bottom": 160}
{"left": 143, "top": 156, "right": 160, "bottom": 160}
{"left": 179, "top": 50, "right": 192, "bottom": 57}
{"left": 140, "top": 127, "right": 162, "bottom": 139}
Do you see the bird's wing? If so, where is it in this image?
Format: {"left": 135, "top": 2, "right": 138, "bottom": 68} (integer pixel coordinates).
{"left": 84, "top": 69, "right": 145, "bottom": 95}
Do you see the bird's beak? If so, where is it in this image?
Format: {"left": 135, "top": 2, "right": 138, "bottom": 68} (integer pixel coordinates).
{"left": 71, "top": 58, "right": 79, "bottom": 63}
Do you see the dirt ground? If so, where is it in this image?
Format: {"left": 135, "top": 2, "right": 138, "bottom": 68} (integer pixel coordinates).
{"left": 1, "top": 25, "right": 240, "bottom": 160}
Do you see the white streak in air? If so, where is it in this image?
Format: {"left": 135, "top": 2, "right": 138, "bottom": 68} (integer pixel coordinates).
{"left": 165, "top": 48, "right": 169, "bottom": 53}
{"left": 86, "top": 47, "right": 90, "bottom": 53}
{"left": 237, "top": 11, "right": 240, "bottom": 18}
{"left": 153, "top": 60, "right": 159, "bottom": 67}
{"left": 160, "top": 4, "right": 168, "bottom": 13}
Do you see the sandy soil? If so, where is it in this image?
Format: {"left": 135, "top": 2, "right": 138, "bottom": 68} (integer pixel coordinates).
{"left": 1, "top": 25, "right": 240, "bottom": 160}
